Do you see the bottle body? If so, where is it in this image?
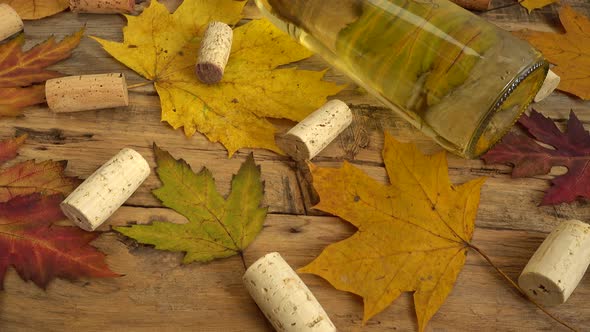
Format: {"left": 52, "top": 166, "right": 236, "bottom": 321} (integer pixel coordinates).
{"left": 256, "top": 0, "right": 548, "bottom": 158}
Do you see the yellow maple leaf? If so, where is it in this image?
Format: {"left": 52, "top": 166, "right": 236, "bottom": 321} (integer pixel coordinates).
{"left": 91, "top": 0, "right": 343, "bottom": 156}
{"left": 520, "top": 0, "right": 559, "bottom": 13}
{"left": 299, "top": 133, "right": 485, "bottom": 331}
{"left": 1, "top": 0, "right": 69, "bottom": 20}
{"left": 516, "top": 5, "right": 590, "bottom": 100}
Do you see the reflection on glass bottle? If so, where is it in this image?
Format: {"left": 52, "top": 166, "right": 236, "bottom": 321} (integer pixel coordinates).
{"left": 256, "top": 0, "right": 548, "bottom": 158}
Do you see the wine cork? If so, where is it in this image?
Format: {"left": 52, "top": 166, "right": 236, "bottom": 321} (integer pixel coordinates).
{"left": 534, "top": 69, "right": 560, "bottom": 102}
{"left": 276, "top": 100, "right": 353, "bottom": 161}
{"left": 0, "top": 4, "right": 23, "bottom": 43}
{"left": 69, "top": 0, "right": 134, "bottom": 14}
{"left": 518, "top": 219, "right": 590, "bottom": 306}
{"left": 196, "top": 22, "right": 233, "bottom": 84}
{"left": 61, "top": 148, "right": 150, "bottom": 231}
{"left": 243, "top": 252, "right": 336, "bottom": 332}
{"left": 46, "top": 73, "right": 129, "bottom": 113}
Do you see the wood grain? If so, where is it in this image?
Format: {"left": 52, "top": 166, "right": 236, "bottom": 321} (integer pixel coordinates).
{"left": 0, "top": 0, "right": 589, "bottom": 331}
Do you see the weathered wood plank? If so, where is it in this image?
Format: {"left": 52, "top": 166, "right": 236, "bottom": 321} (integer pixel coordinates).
{"left": 1, "top": 213, "right": 587, "bottom": 331}
{"left": 1, "top": 0, "right": 589, "bottom": 331}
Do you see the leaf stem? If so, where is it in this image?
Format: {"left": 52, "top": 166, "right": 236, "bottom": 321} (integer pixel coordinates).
{"left": 238, "top": 251, "right": 247, "bottom": 271}
{"left": 127, "top": 81, "right": 153, "bottom": 89}
{"left": 468, "top": 243, "right": 577, "bottom": 332}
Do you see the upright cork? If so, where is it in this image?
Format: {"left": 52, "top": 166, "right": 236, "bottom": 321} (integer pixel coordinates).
{"left": 518, "top": 219, "right": 590, "bottom": 306}
{"left": 46, "top": 73, "right": 129, "bottom": 113}
{"left": 276, "top": 100, "right": 353, "bottom": 161}
{"left": 0, "top": 4, "right": 23, "bottom": 43}
{"left": 69, "top": 0, "right": 134, "bottom": 14}
{"left": 196, "top": 22, "right": 233, "bottom": 84}
{"left": 61, "top": 148, "right": 151, "bottom": 231}
{"left": 243, "top": 252, "right": 337, "bottom": 332}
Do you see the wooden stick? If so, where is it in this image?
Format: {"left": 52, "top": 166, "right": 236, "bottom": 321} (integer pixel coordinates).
{"left": 243, "top": 252, "right": 337, "bottom": 332}
{"left": 46, "top": 73, "right": 129, "bottom": 113}
{"left": 0, "top": 4, "right": 23, "bottom": 43}
{"left": 534, "top": 69, "right": 560, "bottom": 103}
{"left": 449, "top": 0, "right": 491, "bottom": 11}
{"left": 518, "top": 220, "right": 590, "bottom": 306}
{"left": 196, "top": 22, "right": 233, "bottom": 84}
{"left": 61, "top": 148, "right": 150, "bottom": 232}
{"left": 276, "top": 100, "right": 353, "bottom": 161}
{"left": 69, "top": 0, "right": 134, "bottom": 14}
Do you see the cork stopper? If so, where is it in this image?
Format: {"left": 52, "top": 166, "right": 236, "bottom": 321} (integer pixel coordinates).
{"left": 519, "top": 219, "right": 590, "bottom": 306}
{"left": 69, "top": 0, "right": 135, "bottom": 14}
{"left": 0, "top": 4, "right": 24, "bottom": 43}
{"left": 61, "top": 148, "right": 151, "bottom": 231}
{"left": 276, "top": 100, "right": 353, "bottom": 161}
{"left": 243, "top": 252, "right": 337, "bottom": 332}
{"left": 196, "top": 22, "right": 233, "bottom": 84}
{"left": 534, "top": 69, "right": 560, "bottom": 103}
{"left": 46, "top": 73, "right": 129, "bottom": 113}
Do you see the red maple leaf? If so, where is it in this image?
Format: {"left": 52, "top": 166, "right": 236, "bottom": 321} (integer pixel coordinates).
{"left": 482, "top": 110, "right": 590, "bottom": 205}
{"left": 0, "top": 194, "right": 119, "bottom": 289}
{"left": 0, "top": 135, "right": 80, "bottom": 202}
{"left": 0, "top": 134, "right": 26, "bottom": 165}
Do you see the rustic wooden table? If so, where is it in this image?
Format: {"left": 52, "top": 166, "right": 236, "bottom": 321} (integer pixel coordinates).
{"left": 1, "top": 0, "right": 589, "bottom": 331}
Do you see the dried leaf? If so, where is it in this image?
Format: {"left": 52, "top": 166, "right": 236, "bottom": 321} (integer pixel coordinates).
{"left": 483, "top": 109, "right": 590, "bottom": 205}
{"left": 520, "top": 0, "right": 559, "bottom": 13}
{"left": 0, "top": 30, "right": 83, "bottom": 88}
{"left": 91, "top": 0, "right": 343, "bottom": 156}
{"left": 0, "top": 159, "right": 81, "bottom": 202}
{"left": 0, "top": 194, "right": 119, "bottom": 289}
{"left": 0, "top": 0, "right": 69, "bottom": 20}
{"left": 115, "top": 145, "right": 267, "bottom": 264}
{"left": 0, "top": 85, "right": 46, "bottom": 116}
{"left": 299, "top": 134, "right": 485, "bottom": 331}
{"left": 0, "top": 135, "right": 80, "bottom": 202}
{"left": 0, "top": 29, "right": 83, "bottom": 115}
{"left": 0, "top": 134, "right": 26, "bottom": 165}
{"left": 515, "top": 6, "right": 590, "bottom": 99}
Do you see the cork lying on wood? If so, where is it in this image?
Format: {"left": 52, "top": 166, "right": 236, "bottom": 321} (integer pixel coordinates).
{"left": 243, "top": 252, "right": 336, "bottom": 332}
{"left": 60, "top": 148, "right": 151, "bottom": 232}
{"left": 0, "top": 4, "right": 23, "bottom": 43}
{"left": 46, "top": 73, "right": 129, "bottom": 113}
{"left": 276, "top": 100, "right": 353, "bottom": 161}
{"left": 519, "top": 219, "right": 590, "bottom": 306}
{"left": 69, "top": 0, "right": 134, "bottom": 14}
{"left": 196, "top": 22, "right": 233, "bottom": 84}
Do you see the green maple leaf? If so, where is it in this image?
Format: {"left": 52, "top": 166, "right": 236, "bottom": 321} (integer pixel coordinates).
{"left": 115, "top": 144, "right": 267, "bottom": 263}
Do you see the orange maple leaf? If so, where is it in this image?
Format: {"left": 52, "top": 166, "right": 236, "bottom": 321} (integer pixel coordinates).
{"left": 520, "top": 0, "right": 559, "bottom": 13}
{"left": 516, "top": 6, "right": 590, "bottom": 100}
{"left": 0, "top": 29, "right": 83, "bottom": 116}
{"left": 300, "top": 134, "right": 485, "bottom": 331}
{"left": 0, "top": 0, "right": 70, "bottom": 20}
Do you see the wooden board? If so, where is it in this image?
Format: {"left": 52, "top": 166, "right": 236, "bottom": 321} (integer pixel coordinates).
{"left": 1, "top": 0, "right": 589, "bottom": 331}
